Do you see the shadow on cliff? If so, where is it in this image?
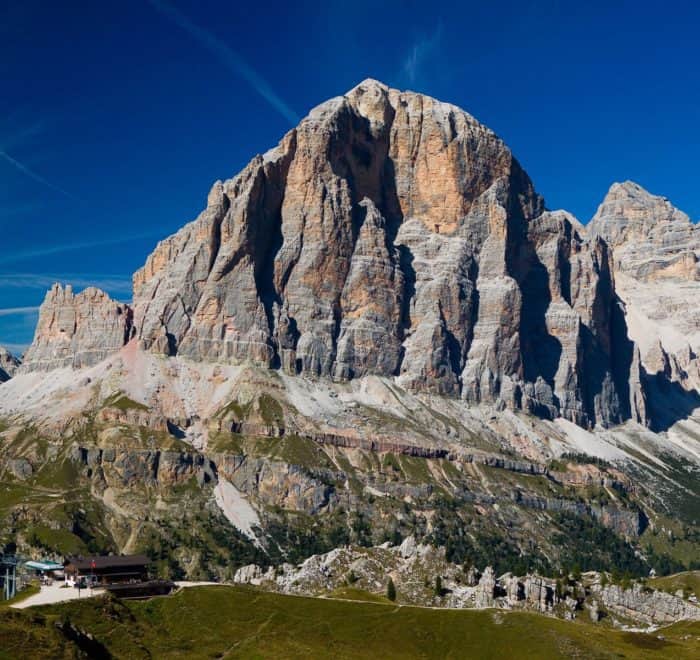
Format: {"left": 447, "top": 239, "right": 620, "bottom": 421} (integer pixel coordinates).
{"left": 517, "top": 255, "right": 562, "bottom": 414}
{"left": 644, "top": 371, "right": 700, "bottom": 432}
{"left": 328, "top": 106, "right": 426, "bottom": 379}
{"left": 610, "top": 295, "right": 700, "bottom": 432}
{"left": 506, "top": 161, "right": 562, "bottom": 417}
{"left": 395, "top": 243, "right": 416, "bottom": 370}
{"left": 609, "top": 296, "right": 639, "bottom": 425}
{"left": 253, "top": 149, "right": 294, "bottom": 357}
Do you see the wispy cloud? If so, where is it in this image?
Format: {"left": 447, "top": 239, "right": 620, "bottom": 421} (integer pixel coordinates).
{"left": 0, "top": 119, "right": 47, "bottom": 152}
{"left": 0, "top": 273, "right": 134, "bottom": 294}
{"left": 148, "top": 0, "right": 299, "bottom": 125}
{"left": 0, "top": 306, "right": 40, "bottom": 317}
{"left": 400, "top": 24, "right": 444, "bottom": 86}
{"left": 0, "top": 150, "right": 77, "bottom": 201}
{"left": 0, "top": 232, "right": 165, "bottom": 266}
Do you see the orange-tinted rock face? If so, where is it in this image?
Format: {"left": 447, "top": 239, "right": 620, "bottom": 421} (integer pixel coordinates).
{"left": 386, "top": 89, "right": 513, "bottom": 235}
{"left": 125, "top": 80, "right": 635, "bottom": 428}
{"left": 17, "top": 81, "right": 647, "bottom": 428}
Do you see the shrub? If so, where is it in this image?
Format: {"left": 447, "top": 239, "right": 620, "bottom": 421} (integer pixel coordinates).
{"left": 386, "top": 577, "right": 396, "bottom": 602}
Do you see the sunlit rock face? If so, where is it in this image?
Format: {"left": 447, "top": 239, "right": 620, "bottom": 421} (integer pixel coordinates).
{"left": 588, "top": 180, "right": 700, "bottom": 282}
{"left": 19, "top": 284, "right": 133, "bottom": 372}
{"left": 589, "top": 181, "right": 700, "bottom": 421}
{"left": 125, "top": 79, "right": 639, "bottom": 428}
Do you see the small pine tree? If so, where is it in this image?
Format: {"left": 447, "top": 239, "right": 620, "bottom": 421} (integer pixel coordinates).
{"left": 387, "top": 577, "right": 397, "bottom": 602}
{"left": 621, "top": 571, "right": 632, "bottom": 590}
{"left": 611, "top": 568, "right": 622, "bottom": 585}
{"left": 571, "top": 564, "right": 582, "bottom": 583}
{"left": 555, "top": 578, "right": 565, "bottom": 599}
{"left": 600, "top": 572, "right": 609, "bottom": 588}
{"left": 434, "top": 575, "right": 443, "bottom": 597}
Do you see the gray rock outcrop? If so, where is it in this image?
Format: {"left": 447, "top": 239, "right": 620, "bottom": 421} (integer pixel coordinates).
{"left": 19, "top": 284, "right": 133, "bottom": 372}
{"left": 588, "top": 181, "right": 699, "bottom": 282}
{"left": 0, "top": 346, "right": 20, "bottom": 382}
{"left": 595, "top": 582, "right": 700, "bottom": 625}
{"left": 474, "top": 566, "right": 496, "bottom": 607}
{"left": 231, "top": 542, "right": 700, "bottom": 626}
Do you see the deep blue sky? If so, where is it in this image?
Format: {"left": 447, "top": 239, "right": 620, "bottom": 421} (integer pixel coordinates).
{"left": 2, "top": 0, "right": 699, "bottom": 354}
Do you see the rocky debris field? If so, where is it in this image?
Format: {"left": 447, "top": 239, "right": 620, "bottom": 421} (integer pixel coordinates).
{"left": 232, "top": 537, "right": 700, "bottom": 627}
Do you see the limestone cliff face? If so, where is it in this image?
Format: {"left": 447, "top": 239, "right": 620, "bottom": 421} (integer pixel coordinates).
{"left": 0, "top": 347, "right": 20, "bottom": 382}
{"left": 131, "top": 79, "right": 634, "bottom": 428}
{"left": 19, "top": 284, "right": 133, "bottom": 372}
{"left": 595, "top": 582, "right": 700, "bottom": 625}
{"left": 589, "top": 181, "right": 700, "bottom": 412}
{"left": 588, "top": 181, "right": 699, "bottom": 282}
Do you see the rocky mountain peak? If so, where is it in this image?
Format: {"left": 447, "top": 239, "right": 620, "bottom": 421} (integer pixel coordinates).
{"left": 19, "top": 283, "right": 133, "bottom": 373}
{"left": 123, "top": 80, "right": 640, "bottom": 428}
{"left": 589, "top": 181, "right": 699, "bottom": 281}
{"left": 15, "top": 81, "right": 658, "bottom": 428}
{"left": 0, "top": 346, "right": 20, "bottom": 382}
{"left": 588, "top": 181, "right": 700, "bottom": 413}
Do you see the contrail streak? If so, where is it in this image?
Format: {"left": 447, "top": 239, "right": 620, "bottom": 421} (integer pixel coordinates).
{"left": 0, "top": 273, "right": 133, "bottom": 293}
{"left": 0, "top": 231, "right": 165, "bottom": 265}
{"left": 148, "top": 0, "right": 299, "bottom": 125}
{"left": 0, "top": 150, "right": 77, "bottom": 200}
{"left": 1, "top": 119, "right": 46, "bottom": 152}
{"left": 0, "top": 306, "right": 40, "bottom": 317}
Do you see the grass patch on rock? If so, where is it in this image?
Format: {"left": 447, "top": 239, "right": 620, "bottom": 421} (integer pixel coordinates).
{"left": 103, "top": 392, "right": 149, "bottom": 412}
{"left": 648, "top": 570, "right": 700, "bottom": 599}
{"left": 329, "top": 586, "right": 393, "bottom": 604}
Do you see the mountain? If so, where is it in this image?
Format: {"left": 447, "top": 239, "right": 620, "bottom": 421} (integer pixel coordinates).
{"left": 19, "top": 284, "right": 133, "bottom": 372}
{"left": 589, "top": 181, "right": 700, "bottom": 427}
{"left": 0, "top": 347, "right": 20, "bottom": 382}
{"left": 24, "top": 80, "right": 645, "bottom": 429}
{"left": 589, "top": 180, "right": 699, "bottom": 282}
{"left": 1, "top": 81, "right": 698, "bottom": 599}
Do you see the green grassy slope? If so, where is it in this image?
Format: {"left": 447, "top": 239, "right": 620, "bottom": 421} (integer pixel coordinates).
{"left": 0, "top": 582, "right": 39, "bottom": 609}
{"left": 649, "top": 571, "right": 700, "bottom": 598}
{"left": 0, "top": 608, "right": 76, "bottom": 660}
{"left": 0, "top": 586, "right": 698, "bottom": 659}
